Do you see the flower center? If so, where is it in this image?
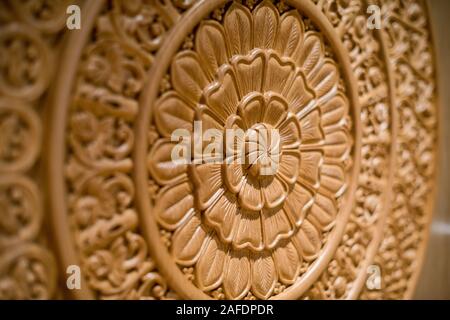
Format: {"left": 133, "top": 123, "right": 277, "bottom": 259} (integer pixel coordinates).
{"left": 244, "top": 123, "right": 280, "bottom": 178}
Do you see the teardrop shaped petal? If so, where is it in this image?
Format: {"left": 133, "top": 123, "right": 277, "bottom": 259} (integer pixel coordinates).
{"left": 309, "top": 61, "right": 338, "bottom": 100}
{"left": 323, "top": 130, "right": 351, "bottom": 160}
{"left": 253, "top": 1, "right": 279, "bottom": 49}
{"left": 196, "top": 237, "right": 226, "bottom": 291}
{"left": 238, "top": 178, "right": 263, "bottom": 211}
{"left": 196, "top": 21, "right": 228, "bottom": 80}
{"left": 309, "top": 192, "right": 337, "bottom": 230}
{"left": 298, "top": 33, "right": 323, "bottom": 76}
{"left": 154, "top": 92, "right": 194, "bottom": 137}
{"left": 321, "top": 94, "right": 349, "bottom": 129}
{"left": 224, "top": 3, "right": 252, "bottom": 56}
{"left": 172, "top": 214, "right": 207, "bottom": 266}
{"left": 276, "top": 11, "right": 304, "bottom": 58}
{"left": 154, "top": 182, "right": 193, "bottom": 230}
{"left": 296, "top": 219, "right": 321, "bottom": 260}
{"left": 171, "top": 51, "right": 208, "bottom": 105}
{"left": 273, "top": 242, "right": 301, "bottom": 285}
{"left": 148, "top": 139, "right": 187, "bottom": 185}
{"left": 224, "top": 254, "right": 251, "bottom": 299}
{"left": 251, "top": 255, "right": 277, "bottom": 299}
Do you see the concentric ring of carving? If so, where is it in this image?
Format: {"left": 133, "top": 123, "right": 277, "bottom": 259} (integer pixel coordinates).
{"left": 146, "top": 1, "right": 355, "bottom": 300}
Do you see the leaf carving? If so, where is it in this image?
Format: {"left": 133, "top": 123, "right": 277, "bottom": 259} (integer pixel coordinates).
{"left": 253, "top": 1, "right": 278, "bottom": 49}
{"left": 225, "top": 3, "right": 252, "bottom": 56}
{"left": 251, "top": 255, "right": 277, "bottom": 299}
{"left": 297, "top": 219, "right": 321, "bottom": 260}
{"left": 273, "top": 242, "right": 301, "bottom": 285}
{"left": 196, "top": 21, "right": 228, "bottom": 80}
{"left": 196, "top": 237, "right": 226, "bottom": 291}
{"left": 298, "top": 33, "right": 323, "bottom": 76}
{"left": 172, "top": 214, "right": 207, "bottom": 266}
{"left": 154, "top": 182, "right": 193, "bottom": 230}
{"left": 223, "top": 255, "right": 251, "bottom": 299}
{"left": 277, "top": 12, "right": 304, "bottom": 58}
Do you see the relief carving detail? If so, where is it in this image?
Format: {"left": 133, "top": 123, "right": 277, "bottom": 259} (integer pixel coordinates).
{"left": 0, "top": 0, "right": 439, "bottom": 300}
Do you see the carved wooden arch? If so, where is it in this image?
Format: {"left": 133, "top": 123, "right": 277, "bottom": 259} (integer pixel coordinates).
{"left": 0, "top": 0, "right": 439, "bottom": 300}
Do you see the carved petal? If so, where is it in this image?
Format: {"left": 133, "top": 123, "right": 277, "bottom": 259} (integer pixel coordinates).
{"left": 224, "top": 3, "right": 252, "bottom": 56}
{"left": 309, "top": 192, "right": 336, "bottom": 230}
{"left": 286, "top": 72, "right": 314, "bottom": 114}
{"left": 283, "top": 183, "right": 314, "bottom": 227}
{"left": 277, "top": 151, "right": 300, "bottom": 185}
{"left": 278, "top": 115, "right": 301, "bottom": 150}
{"left": 234, "top": 210, "right": 264, "bottom": 251}
{"left": 241, "top": 93, "right": 264, "bottom": 127}
{"left": 296, "top": 219, "right": 321, "bottom": 260}
{"left": 263, "top": 93, "right": 288, "bottom": 127}
{"left": 264, "top": 54, "right": 296, "bottom": 94}
{"left": 253, "top": 1, "right": 279, "bottom": 49}
{"left": 148, "top": 139, "right": 187, "bottom": 186}
{"left": 251, "top": 255, "right": 277, "bottom": 299}
{"left": 233, "top": 51, "right": 265, "bottom": 98}
{"left": 261, "top": 176, "right": 287, "bottom": 209}
{"left": 172, "top": 214, "right": 207, "bottom": 266}
{"left": 196, "top": 21, "right": 228, "bottom": 80}
{"left": 204, "top": 69, "right": 239, "bottom": 125}
{"left": 300, "top": 109, "right": 324, "bottom": 143}
{"left": 273, "top": 242, "right": 301, "bottom": 285}
{"left": 309, "top": 61, "right": 338, "bottom": 101}
{"left": 320, "top": 94, "right": 349, "bottom": 129}
{"left": 154, "top": 182, "right": 193, "bottom": 230}
{"left": 171, "top": 51, "right": 208, "bottom": 105}
{"left": 238, "top": 178, "right": 263, "bottom": 211}
{"left": 298, "top": 33, "right": 323, "bottom": 77}
{"left": 323, "top": 130, "right": 351, "bottom": 160}
{"left": 276, "top": 11, "right": 304, "bottom": 58}
{"left": 154, "top": 92, "right": 194, "bottom": 137}
{"left": 191, "top": 163, "right": 223, "bottom": 210}
{"left": 224, "top": 254, "right": 251, "bottom": 299}
{"left": 320, "top": 163, "right": 346, "bottom": 196}
{"left": 298, "top": 151, "right": 322, "bottom": 189}
{"left": 223, "top": 162, "right": 244, "bottom": 194}
{"left": 204, "top": 192, "right": 238, "bottom": 242}
{"left": 262, "top": 208, "right": 293, "bottom": 248}
{"left": 196, "top": 237, "right": 226, "bottom": 291}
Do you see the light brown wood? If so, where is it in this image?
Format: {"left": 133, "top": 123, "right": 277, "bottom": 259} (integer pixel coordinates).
{"left": 0, "top": 0, "right": 444, "bottom": 299}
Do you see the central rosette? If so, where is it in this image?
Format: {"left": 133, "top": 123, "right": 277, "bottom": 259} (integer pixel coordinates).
{"left": 244, "top": 122, "right": 279, "bottom": 179}
{"left": 149, "top": 1, "right": 352, "bottom": 299}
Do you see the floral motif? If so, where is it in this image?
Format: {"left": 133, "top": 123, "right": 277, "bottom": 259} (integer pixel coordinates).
{"left": 149, "top": 2, "right": 353, "bottom": 299}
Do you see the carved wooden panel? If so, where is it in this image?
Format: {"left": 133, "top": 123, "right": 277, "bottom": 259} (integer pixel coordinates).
{"left": 0, "top": 0, "right": 439, "bottom": 299}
